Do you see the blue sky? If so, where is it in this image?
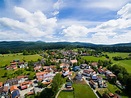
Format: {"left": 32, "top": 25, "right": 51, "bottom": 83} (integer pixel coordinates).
{"left": 0, "top": 0, "right": 131, "bottom": 44}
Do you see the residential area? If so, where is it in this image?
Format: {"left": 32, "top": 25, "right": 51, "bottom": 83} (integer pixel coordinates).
{"left": 0, "top": 48, "right": 131, "bottom": 98}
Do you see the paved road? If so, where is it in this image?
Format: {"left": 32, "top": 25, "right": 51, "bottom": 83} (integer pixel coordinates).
{"left": 55, "top": 84, "right": 65, "bottom": 98}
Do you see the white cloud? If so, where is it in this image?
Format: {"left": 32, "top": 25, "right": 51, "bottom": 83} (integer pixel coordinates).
{"left": 62, "top": 25, "right": 89, "bottom": 38}
{"left": 60, "top": 3, "right": 131, "bottom": 44}
{"left": 0, "top": 1, "right": 131, "bottom": 44}
{"left": 0, "top": 6, "right": 57, "bottom": 40}
{"left": 83, "top": 0, "right": 130, "bottom": 11}
{"left": 117, "top": 3, "right": 131, "bottom": 19}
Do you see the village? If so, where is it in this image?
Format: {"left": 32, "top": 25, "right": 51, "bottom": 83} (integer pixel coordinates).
{"left": 0, "top": 49, "right": 128, "bottom": 98}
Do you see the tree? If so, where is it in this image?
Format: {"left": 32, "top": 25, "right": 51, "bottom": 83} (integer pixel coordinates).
{"left": 38, "top": 82, "right": 46, "bottom": 88}
{"left": 4, "top": 72, "right": 7, "bottom": 77}
{"left": 51, "top": 73, "right": 64, "bottom": 94}
{"left": 125, "top": 75, "right": 131, "bottom": 97}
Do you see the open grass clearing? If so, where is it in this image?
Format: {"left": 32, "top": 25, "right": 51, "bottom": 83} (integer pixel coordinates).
{"left": 0, "top": 53, "right": 42, "bottom": 66}
{"left": 82, "top": 56, "right": 107, "bottom": 62}
{"left": 107, "top": 82, "right": 128, "bottom": 98}
{"left": 104, "top": 52, "right": 131, "bottom": 73}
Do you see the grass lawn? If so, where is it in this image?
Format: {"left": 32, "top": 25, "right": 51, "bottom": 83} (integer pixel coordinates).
{"left": 104, "top": 52, "right": 129, "bottom": 58}
{"left": 0, "top": 68, "right": 35, "bottom": 82}
{"left": 107, "top": 82, "right": 128, "bottom": 98}
{"left": 58, "top": 81, "right": 97, "bottom": 98}
{"left": 82, "top": 56, "right": 106, "bottom": 62}
{"left": 0, "top": 68, "right": 14, "bottom": 82}
{"left": 58, "top": 91, "right": 74, "bottom": 98}
{"left": 0, "top": 53, "right": 42, "bottom": 66}
{"left": 104, "top": 52, "right": 131, "bottom": 73}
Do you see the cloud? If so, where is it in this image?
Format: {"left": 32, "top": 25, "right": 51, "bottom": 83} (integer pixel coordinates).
{"left": 117, "top": 3, "right": 131, "bottom": 19}
{"left": 60, "top": 3, "right": 131, "bottom": 44}
{"left": 0, "top": 0, "right": 131, "bottom": 44}
{"left": 0, "top": 6, "right": 57, "bottom": 40}
{"left": 84, "top": 0, "right": 130, "bottom": 11}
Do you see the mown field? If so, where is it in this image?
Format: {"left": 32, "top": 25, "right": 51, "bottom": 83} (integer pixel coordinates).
{"left": 58, "top": 81, "right": 97, "bottom": 98}
{"left": 0, "top": 53, "right": 42, "bottom": 66}
{"left": 82, "top": 52, "right": 131, "bottom": 73}
{"left": 105, "top": 52, "right": 131, "bottom": 73}
{"left": 82, "top": 56, "right": 107, "bottom": 62}
{"left": 0, "top": 53, "right": 42, "bottom": 82}
{"left": 107, "top": 82, "right": 128, "bottom": 98}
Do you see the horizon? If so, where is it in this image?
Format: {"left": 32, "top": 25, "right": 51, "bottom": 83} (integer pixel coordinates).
{"left": 0, "top": 0, "right": 131, "bottom": 44}
{"left": 0, "top": 40, "right": 130, "bottom": 45}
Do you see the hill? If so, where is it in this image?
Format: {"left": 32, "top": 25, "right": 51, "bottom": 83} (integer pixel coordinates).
{"left": 0, "top": 41, "right": 131, "bottom": 53}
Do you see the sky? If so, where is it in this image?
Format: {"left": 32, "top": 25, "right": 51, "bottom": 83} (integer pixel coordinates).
{"left": 0, "top": 0, "right": 131, "bottom": 44}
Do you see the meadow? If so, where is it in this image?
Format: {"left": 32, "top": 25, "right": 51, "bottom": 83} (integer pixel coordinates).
{"left": 82, "top": 52, "right": 131, "bottom": 73}
{"left": 0, "top": 53, "right": 42, "bottom": 66}
{"left": 105, "top": 52, "right": 131, "bottom": 73}
{"left": 82, "top": 56, "right": 107, "bottom": 62}
{"left": 0, "top": 53, "right": 42, "bottom": 82}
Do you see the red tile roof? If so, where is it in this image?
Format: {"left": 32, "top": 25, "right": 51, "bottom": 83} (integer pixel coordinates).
{"left": 0, "top": 82, "right": 3, "bottom": 87}
{"left": 10, "top": 85, "right": 18, "bottom": 93}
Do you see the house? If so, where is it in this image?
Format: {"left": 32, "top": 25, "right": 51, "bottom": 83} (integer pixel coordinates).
{"left": 43, "top": 66, "right": 55, "bottom": 73}
{"left": 17, "top": 75, "right": 28, "bottom": 84}
{"left": 98, "top": 68, "right": 104, "bottom": 74}
{"left": 36, "top": 71, "right": 55, "bottom": 82}
{"left": 75, "top": 73, "right": 83, "bottom": 81}
{"left": 89, "top": 80, "right": 97, "bottom": 89}
{"left": 65, "top": 82, "right": 72, "bottom": 88}
{"left": 0, "top": 82, "right": 3, "bottom": 87}
{"left": 4, "top": 78, "right": 19, "bottom": 86}
{"left": 105, "top": 70, "right": 112, "bottom": 75}
{"left": 91, "top": 74, "right": 98, "bottom": 81}
{"left": 62, "top": 66, "right": 72, "bottom": 77}
{"left": 107, "top": 73, "right": 116, "bottom": 80}
{"left": 36, "top": 72, "right": 47, "bottom": 81}
{"left": 80, "top": 64, "right": 87, "bottom": 69}
{"left": 34, "top": 63, "right": 42, "bottom": 71}
{"left": 72, "top": 66, "right": 80, "bottom": 72}
{"left": 83, "top": 68, "right": 94, "bottom": 77}
{"left": 63, "top": 82, "right": 73, "bottom": 91}
{"left": 18, "top": 62, "right": 28, "bottom": 68}
{"left": 6, "top": 65, "right": 17, "bottom": 70}
{"left": 11, "top": 90, "right": 20, "bottom": 98}
{"left": 60, "top": 63, "right": 70, "bottom": 68}
{"left": 70, "top": 59, "right": 77, "bottom": 64}
{"left": 20, "top": 81, "right": 32, "bottom": 90}
{"left": 10, "top": 85, "right": 18, "bottom": 93}
{"left": 91, "top": 62, "right": 98, "bottom": 68}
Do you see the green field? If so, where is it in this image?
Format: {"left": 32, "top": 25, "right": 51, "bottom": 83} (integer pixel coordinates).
{"left": 104, "top": 52, "right": 129, "bottom": 58}
{"left": 105, "top": 52, "right": 131, "bottom": 73}
{"left": 82, "top": 56, "right": 107, "bottom": 62}
{"left": 107, "top": 82, "right": 128, "bottom": 98}
{"left": 82, "top": 52, "right": 131, "bottom": 73}
{"left": 0, "top": 53, "right": 42, "bottom": 82}
{"left": 0, "top": 53, "right": 42, "bottom": 66}
{"left": 58, "top": 81, "right": 97, "bottom": 98}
